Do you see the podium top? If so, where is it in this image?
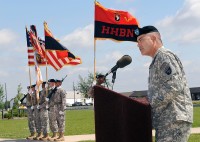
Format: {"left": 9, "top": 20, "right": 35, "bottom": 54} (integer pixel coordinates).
{"left": 94, "top": 85, "right": 150, "bottom": 107}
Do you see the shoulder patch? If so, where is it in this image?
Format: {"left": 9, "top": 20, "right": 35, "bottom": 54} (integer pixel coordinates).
{"left": 160, "top": 62, "right": 173, "bottom": 75}
{"left": 165, "top": 66, "right": 172, "bottom": 75}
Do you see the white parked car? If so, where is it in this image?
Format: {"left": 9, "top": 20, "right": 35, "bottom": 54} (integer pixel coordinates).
{"left": 66, "top": 103, "right": 72, "bottom": 107}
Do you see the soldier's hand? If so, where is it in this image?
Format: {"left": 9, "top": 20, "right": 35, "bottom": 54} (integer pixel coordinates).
{"left": 31, "top": 106, "right": 34, "bottom": 110}
{"left": 37, "top": 105, "right": 40, "bottom": 109}
{"left": 45, "top": 98, "right": 49, "bottom": 102}
{"left": 28, "top": 89, "right": 33, "bottom": 95}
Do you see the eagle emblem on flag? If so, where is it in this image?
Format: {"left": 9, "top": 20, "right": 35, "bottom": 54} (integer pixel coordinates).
{"left": 115, "top": 13, "right": 120, "bottom": 21}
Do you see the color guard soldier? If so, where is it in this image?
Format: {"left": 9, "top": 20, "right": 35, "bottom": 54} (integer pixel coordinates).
{"left": 26, "top": 85, "right": 36, "bottom": 140}
{"left": 47, "top": 79, "right": 59, "bottom": 141}
{"left": 32, "top": 85, "right": 42, "bottom": 140}
{"left": 54, "top": 79, "right": 67, "bottom": 141}
{"left": 38, "top": 81, "right": 50, "bottom": 141}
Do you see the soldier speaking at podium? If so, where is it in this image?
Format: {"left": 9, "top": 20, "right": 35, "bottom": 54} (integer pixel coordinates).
{"left": 134, "top": 25, "right": 193, "bottom": 142}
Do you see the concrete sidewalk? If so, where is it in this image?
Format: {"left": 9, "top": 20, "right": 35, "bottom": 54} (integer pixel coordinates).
{"left": 0, "top": 128, "right": 200, "bottom": 142}
{"left": 0, "top": 134, "right": 95, "bottom": 142}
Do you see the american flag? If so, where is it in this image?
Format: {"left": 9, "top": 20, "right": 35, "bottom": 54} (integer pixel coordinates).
{"left": 26, "top": 26, "right": 81, "bottom": 71}
{"left": 26, "top": 27, "right": 47, "bottom": 66}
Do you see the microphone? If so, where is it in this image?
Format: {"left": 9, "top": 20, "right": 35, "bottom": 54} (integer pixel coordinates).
{"left": 105, "top": 55, "right": 132, "bottom": 77}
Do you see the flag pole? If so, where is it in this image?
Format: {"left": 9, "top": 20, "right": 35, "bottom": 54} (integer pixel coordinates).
{"left": 28, "top": 65, "right": 34, "bottom": 107}
{"left": 45, "top": 52, "right": 48, "bottom": 85}
{"left": 94, "top": 0, "right": 97, "bottom": 81}
{"left": 28, "top": 66, "right": 32, "bottom": 87}
{"left": 94, "top": 40, "right": 96, "bottom": 80}
{"left": 45, "top": 50, "right": 48, "bottom": 97}
{"left": 44, "top": 21, "right": 49, "bottom": 98}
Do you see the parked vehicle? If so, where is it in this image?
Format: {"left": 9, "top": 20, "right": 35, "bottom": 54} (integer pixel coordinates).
{"left": 66, "top": 103, "right": 72, "bottom": 107}
{"left": 86, "top": 103, "right": 93, "bottom": 106}
{"left": 72, "top": 102, "right": 82, "bottom": 106}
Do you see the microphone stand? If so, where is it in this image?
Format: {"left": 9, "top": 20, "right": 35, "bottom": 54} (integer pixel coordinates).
{"left": 105, "top": 81, "right": 109, "bottom": 89}
{"left": 111, "top": 71, "right": 116, "bottom": 90}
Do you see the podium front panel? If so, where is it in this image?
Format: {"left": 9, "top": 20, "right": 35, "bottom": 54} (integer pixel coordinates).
{"left": 94, "top": 86, "right": 152, "bottom": 142}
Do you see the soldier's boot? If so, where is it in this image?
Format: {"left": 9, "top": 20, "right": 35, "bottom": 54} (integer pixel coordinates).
{"left": 33, "top": 132, "right": 43, "bottom": 140}
{"left": 26, "top": 132, "right": 36, "bottom": 140}
{"left": 48, "top": 132, "right": 58, "bottom": 141}
{"left": 55, "top": 132, "right": 65, "bottom": 141}
{"left": 40, "top": 133, "right": 50, "bottom": 141}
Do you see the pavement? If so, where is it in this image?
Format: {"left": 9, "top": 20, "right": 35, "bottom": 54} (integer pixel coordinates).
{"left": 0, "top": 134, "right": 95, "bottom": 142}
{"left": 0, "top": 128, "right": 200, "bottom": 142}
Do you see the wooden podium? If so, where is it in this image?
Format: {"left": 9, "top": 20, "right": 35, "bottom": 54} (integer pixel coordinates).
{"left": 94, "top": 86, "right": 152, "bottom": 142}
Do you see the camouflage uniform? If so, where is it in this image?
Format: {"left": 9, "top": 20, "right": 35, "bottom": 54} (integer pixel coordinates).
{"left": 156, "top": 121, "right": 191, "bottom": 142}
{"left": 32, "top": 90, "right": 42, "bottom": 139}
{"left": 48, "top": 88, "right": 58, "bottom": 138}
{"left": 55, "top": 86, "right": 66, "bottom": 132}
{"left": 38, "top": 88, "right": 50, "bottom": 138}
{"left": 26, "top": 92, "right": 36, "bottom": 139}
{"left": 148, "top": 47, "right": 193, "bottom": 142}
{"left": 54, "top": 86, "right": 66, "bottom": 141}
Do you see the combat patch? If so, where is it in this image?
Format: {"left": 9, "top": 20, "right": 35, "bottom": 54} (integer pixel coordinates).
{"left": 160, "top": 62, "right": 174, "bottom": 75}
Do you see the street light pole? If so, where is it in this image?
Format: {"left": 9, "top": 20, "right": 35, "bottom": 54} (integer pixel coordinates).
{"left": 4, "top": 83, "right": 7, "bottom": 110}
{"left": 73, "top": 82, "right": 75, "bottom": 103}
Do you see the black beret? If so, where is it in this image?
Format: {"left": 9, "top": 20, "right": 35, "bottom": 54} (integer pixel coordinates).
{"left": 134, "top": 26, "right": 159, "bottom": 40}
{"left": 96, "top": 74, "right": 104, "bottom": 79}
{"left": 42, "top": 81, "right": 46, "bottom": 84}
{"left": 30, "top": 84, "right": 36, "bottom": 88}
{"left": 48, "top": 79, "right": 56, "bottom": 82}
{"left": 55, "top": 79, "right": 62, "bottom": 82}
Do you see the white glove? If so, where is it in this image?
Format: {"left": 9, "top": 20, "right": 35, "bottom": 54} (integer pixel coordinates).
{"left": 45, "top": 98, "right": 49, "bottom": 102}
{"left": 37, "top": 105, "right": 40, "bottom": 109}
{"left": 28, "top": 89, "right": 33, "bottom": 95}
{"left": 59, "top": 111, "right": 64, "bottom": 115}
{"left": 31, "top": 106, "right": 34, "bottom": 110}
{"left": 46, "top": 105, "right": 49, "bottom": 109}
{"left": 18, "top": 101, "right": 21, "bottom": 104}
{"left": 92, "top": 80, "right": 97, "bottom": 86}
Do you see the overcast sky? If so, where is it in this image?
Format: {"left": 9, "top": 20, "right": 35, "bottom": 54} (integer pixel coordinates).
{"left": 1, "top": 0, "right": 200, "bottom": 100}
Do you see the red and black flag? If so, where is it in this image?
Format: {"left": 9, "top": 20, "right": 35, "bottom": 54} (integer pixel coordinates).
{"left": 44, "top": 22, "right": 75, "bottom": 59}
{"left": 44, "top": 22, "right": 82, "bottom": 71}
{"left": 94, "top": 2, "right": 139, "bottom": 42}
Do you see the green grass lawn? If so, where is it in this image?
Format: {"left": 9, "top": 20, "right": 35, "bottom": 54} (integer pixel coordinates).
{"left": 0, "top": 110, "right": 95, "bottom": 139}
{"left": 66, "top": 110, "right": 95, "bottom": 135}
{"left": 0, "top": 107, "right": 199, "bottom": 141}
{"left": 193, "top": 107, "right": 200, "bottom": 127}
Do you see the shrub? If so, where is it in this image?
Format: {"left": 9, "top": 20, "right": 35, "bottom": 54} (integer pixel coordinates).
{"left": 4, "top": 113, "right": 12, "bottom": 119}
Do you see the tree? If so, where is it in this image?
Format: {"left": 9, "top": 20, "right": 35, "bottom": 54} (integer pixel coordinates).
{"left": 77, "top": 72, "right": 110, "bottom": 98}
{"left": 0, "top": 84, "right": 5, "bottom": 109}
{"left": 13, "top": 84, "right": 24, "bottom": 109}
{"left": 77, "top": 72, "right": 93, "bottom": 98}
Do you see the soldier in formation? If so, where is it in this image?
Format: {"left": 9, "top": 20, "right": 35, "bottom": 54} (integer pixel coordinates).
{"left": 32, "top": 85, "right": 42, "bottom": 140}
{"left": 23, "top": 77, "right": 67, "bottom": 141}
{"left": 54, "top": 79, "right": 67, "bottom": 141}
{"left": 25, "top": 85, "right": 36, "bottom": 140}
{"left": 38, "top": 81, "right": 50, "bottom": 141}
{"left": 46, "top": 79, "right": 59, "bottom": 141}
